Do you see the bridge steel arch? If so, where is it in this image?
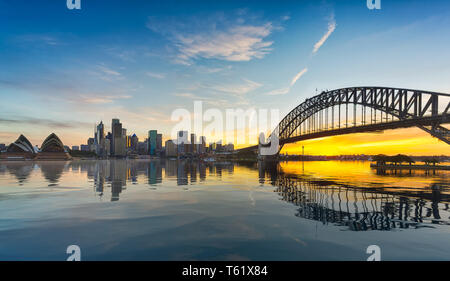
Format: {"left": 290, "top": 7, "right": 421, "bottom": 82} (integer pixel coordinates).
{"left": 267, "top": 87, "right": 450, "bottom": 153}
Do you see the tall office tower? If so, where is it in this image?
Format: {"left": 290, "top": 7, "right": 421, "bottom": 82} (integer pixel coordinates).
{"left": 96, "top": 121, "right": 105, "bottom": 143}
{"left": 148, "top": 130, "right": 157, "bottom": 156}
{"left": 216, "top": 141, "right": 223, "bottom": 152}
{"left": 156, "top": 134, "right": 162, "bottom": 153}
{"left": 165, "top": 140, "right": 177, "bottom": 157}
{"left": 111, "top": 119, "right": 120, "bottom": 155}
{"left": 177, "top": 131, "right": 188, "bottom": 155}
{"left": 105, "top": 138, "right": 111, "bottom": 156}
{"left": 200, "top": 136, "right": 206, "bottom": 154}
{"left": 106, "top": 132, "right": 113, "bottom": 155}
{"left": 112, "top": 119, "right": 126, "bottom": 157}
{"left": 122, "top": 128, "right": 128, "bottom": 151}
{"left": 131, "top": 134, "right": 139, "bottom": 151}
{"left": 96, "top": 121, "right": 105, "bottom": 156}
{"left": 87, "top": 137, "right": 96, "bottom": 152}
{"left": 190, "top": 133, "right": 196, "bottom": 154}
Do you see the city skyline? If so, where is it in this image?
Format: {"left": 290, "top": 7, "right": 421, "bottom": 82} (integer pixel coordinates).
{"left": 1, "top": 0, "right": 450, "bottom": 155}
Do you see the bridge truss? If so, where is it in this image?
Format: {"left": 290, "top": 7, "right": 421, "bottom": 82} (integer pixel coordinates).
{"left": 271, "top": 87, "right": 450, "bottom": 151}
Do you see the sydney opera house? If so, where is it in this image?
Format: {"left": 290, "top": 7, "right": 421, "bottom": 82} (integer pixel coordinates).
{"left": 0, "top": 133, "right": 71, "bottom": 161}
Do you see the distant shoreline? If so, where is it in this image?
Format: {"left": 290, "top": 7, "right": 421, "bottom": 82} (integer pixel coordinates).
{"left": 370, "top": 163, "right": 450, "bottom": 170}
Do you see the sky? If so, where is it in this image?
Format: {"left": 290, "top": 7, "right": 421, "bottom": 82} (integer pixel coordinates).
{"left": 1, "top": 0, "right": 450, "bottom": 155}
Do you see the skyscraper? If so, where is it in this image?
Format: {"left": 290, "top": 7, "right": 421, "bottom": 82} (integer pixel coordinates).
{"left": 190, "top": 133, "right": 196, "bottom": 154}
{"left": 95, "top": 121, "right": 105, "bottom": 157}
{"left": 112, "top": 119, "right": 126, "bottom": 157}
{"left": 156, "top": 133, "right": 162, "bottom": 153}
{"left": 165, "top": 140, "right": 177, "bottom": 157}
{"left": 130, "top": 134, "right": 139, "bottom": 151}
{"left": 96, "top": 121, "right": 105, "bottom": 144}
{"left": 111, "top": 119, "right": 120, "bottom": 155}
{"left": 148, "top": 130, "right": 157, "bottom": 156}
{"left": 177, "top": 131, "right": 188, "bottom": 155}
{"left": 199, "top": 136, "right": 206, "bottom": 154}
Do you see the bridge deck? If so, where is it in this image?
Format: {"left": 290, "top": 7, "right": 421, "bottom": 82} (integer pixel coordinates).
{"left": 238, "top": 114, "right": 449, "bottom": 152}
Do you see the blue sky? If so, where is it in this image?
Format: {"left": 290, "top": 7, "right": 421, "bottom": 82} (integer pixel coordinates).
{"left": 1, "top": 0, "right": 450, "bottom": 147}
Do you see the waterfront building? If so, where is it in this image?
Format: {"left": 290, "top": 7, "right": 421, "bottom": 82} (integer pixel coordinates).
{"left": 156, "top": 134, "right": 162, "bottom": 154}
{"left": 106, "top": 132, "right": 113, "bottom": 155}
{"left": 130, "top": 134, "right": 139, "bottom": 151}
{"left": 112, "top": 119, "right": 126, "bottom": 157}
{"left": 191, "top": 133, "right": 196, "bottom": 154}
{"left": 148, "top": 130, "right": 157, "bottom": 156}
{"left": 199, "top": 136, "right": 206, "bottom": 154}
{"left": 0, "top": 143, "right": 6, "bottom": 152}
{"left": 95, "top": 121, "right": 106, "bottom": 157}
{"left": 104, "top": 139, "right": 111, "bottom": 156}
{"left": 165, "top": 140, "right": 177, "bottom": 157}
{"left": 216, "top": 141, "right": 223, "bottom": 152}
{"left": 224, "top": 143, "right": 234, "bottom": 152}
{"left": 209, "top": 142, "right": 216, "bottom": 152}
{"left": 111, "top": 118, "right": 120, "bottom": 155}
{"left": 0, "top": 135, "right": 36, "bottom": 160}
{"left": 35, "top": 133, "right": 71, "bottom": 160}
{"left": 72, "top": 146, "right": 80, "bottom": 151}
{"left": 137, "top": 141, "right": 148, "bottom": 155}
{"left": 87, "top": 137, "right": 96, "bottom": 152}
{"left": 80, "top": 145, "right": 89, "bottom": 152}
{"left": 177, "top": 131, "right": 188, "bottom": 155}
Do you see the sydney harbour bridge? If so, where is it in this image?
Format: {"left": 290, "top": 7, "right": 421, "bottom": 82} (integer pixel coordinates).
{"left": 239, "top": 87, "right": 450, "bottom": 155}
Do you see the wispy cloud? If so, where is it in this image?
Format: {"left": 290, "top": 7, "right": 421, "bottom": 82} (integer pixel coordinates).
{"left": 15, "top": 34, "right": 62, "bottom": 46}
{"left": 98, "top": 65, "right": 121, "bottom": 76}
{"left": 90, "top": 65, "right": 124, "bottom": 82}
{"left": 146, "top": 14, "right": 276, "bottom": 65}
{"left": 173, "top": 92, "right": 237, "bottom": 107}
{"left": 266, "top": 87, "right": 290, "bottom": 96}
{"left": 75, "top": 94, "right": 132, "bottom": 104}
{"left": 197, "top": 65, "right": 232, "bottom": 74}
{"left": 146, "top": 72, "right": 166, "bottom": 79}
{"left": 266, "top": 67, "right": 308, "bottom": 96}
{"left": 174, "top": 93, "right": 200, "bottom": 99}
{"left": 0, "top": 116, "right": 91, "bottom": 129}
{"left": 312, "top": 15, "right": 336, "bottom": 54}
{"left": 204, "top": 78, "right": 262, "bottom": 96}
{"left": 290, "top": 67, "right": 308, "bottom": 86}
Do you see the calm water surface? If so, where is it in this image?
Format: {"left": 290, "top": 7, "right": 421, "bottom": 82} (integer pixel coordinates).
{"left": 0, "top": 159, "right": 449, "bottom": 261}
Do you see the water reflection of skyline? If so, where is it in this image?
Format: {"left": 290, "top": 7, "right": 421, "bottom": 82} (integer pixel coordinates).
{"left": 0, "top": 160, "right": 449, "bottom": 229}
{"left": 0, "top": 160, "right": 237, "bottom": 201}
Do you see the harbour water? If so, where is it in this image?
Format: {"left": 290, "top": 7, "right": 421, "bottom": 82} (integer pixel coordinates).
{"left": 0, "top": 160, "right": 449, "bottom": 261}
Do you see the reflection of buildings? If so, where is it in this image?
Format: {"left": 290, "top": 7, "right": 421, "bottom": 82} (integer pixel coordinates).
{"left": 39, "top": 162, "right": 67, "bottom": 185}
{"left": 177, "top": 161, "right": 188, "bottom": 186}
{"left": 269, "top": 169, "right": 450, "bottom": 231}
{"left": 0, "top": 159, "right": 236, "bottom": 200}
{"left": 147, "top": 161, "right": 162, "bottom": 185}
{"left": 110, "top": 160, "right": 127, "bottom": 201}
{"left": 3, "top": 162, "right": 34, "bottom": 185}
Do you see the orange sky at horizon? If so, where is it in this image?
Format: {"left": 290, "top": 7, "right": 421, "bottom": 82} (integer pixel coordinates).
{"left": 280, "top": 127, "right": 450, "bottom": 156}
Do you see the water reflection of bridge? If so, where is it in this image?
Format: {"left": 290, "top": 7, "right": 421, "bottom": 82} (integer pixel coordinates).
{"left": 259, "top": 163, "right": 450, "bottom": 231}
